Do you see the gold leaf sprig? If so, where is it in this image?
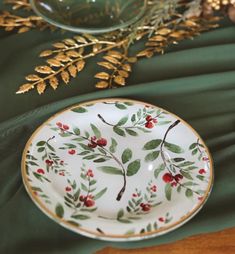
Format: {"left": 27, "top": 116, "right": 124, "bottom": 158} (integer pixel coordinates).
{"left": 0, "top": 11, "right": 51, "bottom": 33}
{"left": 137, "top": 15, "right": 220, "bottom": 58}
{"left": 4, "top": 0, "right": 31, "bottom": 11}
{"left": 16, "top": 34, "right": 129, "bottom": 94}
{"left": 95, "top": 49, "right": 137, "bottom": 89}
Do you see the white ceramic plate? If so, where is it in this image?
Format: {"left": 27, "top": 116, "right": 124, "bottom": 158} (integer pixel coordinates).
{"left": 21, "top": 98, "right": 213, "bottom": 241}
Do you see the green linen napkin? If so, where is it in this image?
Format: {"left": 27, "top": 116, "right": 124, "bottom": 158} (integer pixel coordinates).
{"left": 0, "top": 2, "right": 235, "bottom": 253}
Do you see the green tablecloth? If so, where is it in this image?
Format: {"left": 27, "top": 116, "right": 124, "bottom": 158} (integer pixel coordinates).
{"left": 0, "top": 3, "right": 235, "bottom": 253}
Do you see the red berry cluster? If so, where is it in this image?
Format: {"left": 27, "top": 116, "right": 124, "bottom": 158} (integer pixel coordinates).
{"left": 140, "top": 203, "right": 151, "bottom": 212}
{"left": 56, "top": 122, "right": 69, "bottom": 131}
{"left": 68, "top": 149, "right": 76, "bottom": 155}
{"left": 79, "top": 195, "right": 95, "bottom": 207}
{"left": 86, "top": 169, "right": 94, "bottom": 177}
{"left": 150, "top": 185, "right": 157, "bottom": 192}
{"left": 162, "top": 173, "right": 183, "bottom": 187}
{"left": 37, "top": 168, "right": 45, "bottom": 174}
{"left": 45, "top": 159, "right": 53, "bottom": 166}
{"left": 199, "top": 168, "right": 206, "bottom": 174}
{"left": 145, "top": 115, "right": 158, "bottom": 129}
{"left": 88, "top": 136, "right": 107, "bottom": 148}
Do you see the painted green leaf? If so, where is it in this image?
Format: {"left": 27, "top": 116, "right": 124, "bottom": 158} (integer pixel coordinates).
{"left": 74, "top": 189, "right": 81, "bottom": 201}
{"left": 177, "top": 185, "right": 181, "bottom": 193}
{"left": 115, "top": 103, "right": 127, "bottom": 110}
{"left": 93, "top": 158, "right": 107, "bottom": 163}
{"left": 72, "top": 107, "right": 87, "bottom": 113}
{"left": 122, "top": 148, "right": 132, "bottom": 164}
{"left": 113, "top": 126, "right": 126, "bottom": 137}
{"left": 131, "top": 114, "right": 136, "bottom": 123}
{"left": 109, "top": 138, "right": 117, "bottom": 153}
{"left": 189, "top": 143, "right": 197, "bottom": 150}
{"left": 98, "top": 147, "right": 106, "bottom": 155}
{"left": 146, "top": 223, "right": 152, "bottom": 232}
{"left": 165, "top": 183, "right": 172, "bottom": 201}
{"left": 143, "top": 139, "right": 162, "bottom": 150}
{"left": 55, "top": 203, "right": 64, "bottom": 218}
{"left": 127, "top": 159, "right": 141, "bottom": 176}
{"left": 117, "top": 209, "right": 124, "bottom": 219}
{"left": 183, "top": 182, "right": 198, "bottom": 187}
{"left": 197, "top": 175, "right": 205, "bottom": 181}
{"left": 81, "top": 183, "right": 88, "bottom": 192}
{"left": 83, "top": 154, "right": 98, "bottom": 160}
{"left": 153, "top": 222, "right": 158, "bottom": 230}
{"left": 90, "top": 123, "right": 101, "bottom": 138}
{"left": 185, "top": 188, "right": 193, "bottom": 198}
{"left": 125, "top": 129, "right": 138, "bottom": 136}
{"left": 164, "top": 141, "right": 184, "bottom": 153}
{"left": 27, "top": 161, "right": 38, "bottom": 166}
{"left": 192, "top": 149, "right": 198, "bottom": 155}
{"left": 145, "top": 151, "right": 160, "bottom": 162}
{"left": 37, "top": 147, "right": 45, "bottom": 153}
{"left": 73, "top": 127, "right": 80, "bottom": 135}
{"left": 172, "top": 157, "right": 185, "bottom": 162}
{"left": 80, "top": 208, "right": 97, "bottom": 212}
{"left": 98, "top": 166, "right": 123, "bottom": 175}
{"left": 78, "top": 143, "right": 93, "bottom": 151}
{"left": 117, "top": 115, "right": 128, "bottom": 126}
{"left": 180, "top": 170, "right": 193, "bottom": 180}
{"left": 36, "top": 141, "right": 46, "bottom": 146}
{"left": 93, "top": 187, "right": 107, "bottom": 200}
{"left": 177, "top": 161, "right": 195, "bottom": 167}
{"left": 60, "top": 133, "right": 72, "bottom": 137}
{"left": 78, "top": 151, "right": 90, "bottom": 156}
{"left": 154, "top": 163, "right": 165, "bottom": 178}
{"left": 157, "top": 121, "right": 172, "bottom": 125}
{"left": 71, "top": 214, "right": 90, "bottom": 220}
{"left": 64, "top": 143, "right": 77, "bottom": 148}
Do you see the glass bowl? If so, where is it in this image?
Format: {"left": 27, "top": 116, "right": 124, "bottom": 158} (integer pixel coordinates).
{"left": 30, "top": 0, "right": 147, "bottom": 34}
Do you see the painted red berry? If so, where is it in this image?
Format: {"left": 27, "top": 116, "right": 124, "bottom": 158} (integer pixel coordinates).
{"left": 56, "top": 122, "right": 62, "bottom": 128}
{"left": 142, "top": 204, "right": 151, "bottom": 212}
{"left": 84, "top": 199, "right": 95, "bottom": 207}
{"left": 88, "top": 142, "right": 97, "bottom": 148}
{"left": 174, "top": 174, "right": 183, "bottom": 181}
{"left": 59, "top": 172, "right": 65, "bottom": 176}
{"left": 198, "top": 196, "right": 203, "bottom": 201}
{"left": 68, "top": 149, "right": 76, "bottom": 155}
{"left": 199, "top": 168, "right": 206, "bottom": 174}
{"left": 132, "top": 193, "right": 137, "bottom": 197}
{"left": 146, "top": 115, "right": 152, "bottom": 121}
{"left": 158, "top": 217, "right": 165, "bottom": 222}
{"left": 151, "top": 185, "right": 157, "bottom": 192}
{"left": 65, "top": 186, "right": 72, "bottom": 192}
{"left": 140, "top": 203, "right": 144, "bottom": 207}
{"left": 97, "top": 138, "right": 107, "bottom": 147}
{"left": 45, "top": 159, "right": 53, "bottom": 166}
{"left": 171, "top": 182, "right": 177, "bottom": 187}
{"left": 37, "top": 168, "right": 45, "bottom": 174}
{"left": 88, "top": 194, "right": 94, "bottom": 199}
{"left": 162, "top": 173, "right": 173, "bottom": 183}
{"left": 152, "top": 118, "right": 158, "bottom": 124}
{"left": 145, "top": 121, "right": 154, "bottom": 129}
{"left": 60, "top": 160, "right": 64, "bottom": 165}
{"left": 202, "top": 157, "right": 209, "bottom": 161}
{"left": 79, "top": 195, "right": 85, "bottom": 201}
{"left": 91, "top": 136, "right": 97, "bottom": 141}
{"left": 33, "top": 191, "right": 38, "bottom": 196}
{"left": 87, "top": 170, "right": 94, "bottom": 177}
{"left": 62, "top": 124, "right": 69, "bottom": 130}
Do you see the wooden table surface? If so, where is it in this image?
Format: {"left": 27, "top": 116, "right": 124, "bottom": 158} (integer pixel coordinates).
{"left": 96, "top": 227, "right": 235, "bottom": 254}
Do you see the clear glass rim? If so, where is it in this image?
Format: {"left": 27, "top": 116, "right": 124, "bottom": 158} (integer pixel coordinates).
{"left": 30, "top": 0, "right": 148, "bottom": 34}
